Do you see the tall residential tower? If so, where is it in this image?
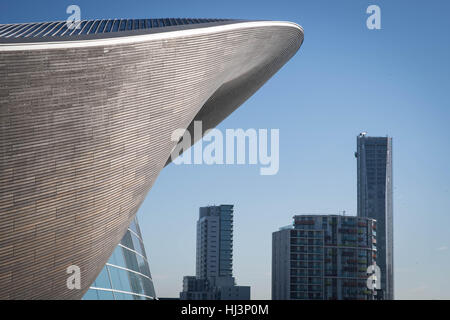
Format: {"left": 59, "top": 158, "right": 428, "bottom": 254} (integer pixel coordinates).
{"left": 196, "top": 205, "right": 234, "bottom": 280}
{"left": 355, "top": 133, "right": 393, "bottom": 299}
{"left": 180, "top": 205, "right": 250, "bottom": 300}
{"left": 272, "top": 215, "right": 377, "bottom": 300}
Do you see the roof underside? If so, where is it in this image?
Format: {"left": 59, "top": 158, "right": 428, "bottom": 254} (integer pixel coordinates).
{"left": 0, "top": 18, "right": 232, "bottom": 40}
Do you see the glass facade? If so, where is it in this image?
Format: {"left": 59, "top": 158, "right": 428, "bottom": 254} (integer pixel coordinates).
{"left": 291, "top": 215, "right": 376, "bottom": 300}
{"left": 356, "top": 133, "right": 393, "bottom": 300}
{"left": 218, "top": 205, "right": 233, "bottom": 277}
{"left": 83, "top": 216, "right": 156, "bottom": 300}
{"left": 273, "top": 215, "right": 377, "bottom": 300}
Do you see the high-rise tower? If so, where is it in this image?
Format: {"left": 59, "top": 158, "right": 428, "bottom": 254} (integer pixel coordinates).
{"left": 356, "top": 133, "right": 393, "bottom": 299}
{"left": 180, "top": 205, "right": 250, "bottom": 300}
{"left": 272, "top": 215, "right": 377, "bottom": 300}
{"left": 196, "top": 205, "right": 234, "bottom": 280}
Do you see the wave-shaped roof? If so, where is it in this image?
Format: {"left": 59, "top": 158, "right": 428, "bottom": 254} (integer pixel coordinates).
{"left": 0, "top": 18, "right": 232, "bottom": 40}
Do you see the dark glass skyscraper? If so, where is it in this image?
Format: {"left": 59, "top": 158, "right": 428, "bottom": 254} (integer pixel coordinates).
{"left": 356, "top": 133, "right": 393, "bottom": 299}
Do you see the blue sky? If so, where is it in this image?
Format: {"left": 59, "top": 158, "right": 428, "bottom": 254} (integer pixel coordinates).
{"left": 2, "top": 0, "right": 450, "bottom": 299}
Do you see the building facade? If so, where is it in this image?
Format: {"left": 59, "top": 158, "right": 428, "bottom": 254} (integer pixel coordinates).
{"left": 180, "top": 276, "right": 217, "bottom": 300}
{"left": 272, "top": 215, "right": 377, "bottom": 300}
{"left": 196, "top": 205, "right": 234, "bottom": 279}
{"left": 180, "top": 205, "right": 250, "bottom": 300}
{"left": 356, "top": 133, "right": 394, "bottom": 299}
{"left": 83, "top": 216, "right": 156, "bottom": 300}
{"left": 0, "top": 19, "right": 303, "bottom": 299}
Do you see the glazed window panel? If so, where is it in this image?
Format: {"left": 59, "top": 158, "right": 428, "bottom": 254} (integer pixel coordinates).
{"left": 92, "top": 267, "right": 112, "bottom": 289}
{"left": 108, "top": 266, "right": 132, "bottom": 293}
{"left": 97, "top": 290, "right": 114, "bottom": 300}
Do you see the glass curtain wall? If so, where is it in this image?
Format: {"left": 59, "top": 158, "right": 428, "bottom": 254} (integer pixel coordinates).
{"left": 83, "top": 216, "right": 156, "bottom": 300}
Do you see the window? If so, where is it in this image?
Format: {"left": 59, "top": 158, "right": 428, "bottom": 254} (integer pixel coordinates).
{"left": 92, "top": 267, "right": 112, "bottom": 289}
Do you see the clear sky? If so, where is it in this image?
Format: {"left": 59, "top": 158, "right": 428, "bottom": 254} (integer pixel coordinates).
{"left": 2, "top": 0, "right": 450, "bottom": 300}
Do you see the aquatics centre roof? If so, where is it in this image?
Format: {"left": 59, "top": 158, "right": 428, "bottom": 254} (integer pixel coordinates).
{"left": 0, "top": 18, "right": 233, "bottom": 42}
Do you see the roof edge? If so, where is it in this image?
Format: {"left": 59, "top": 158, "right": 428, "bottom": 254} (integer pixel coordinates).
{"left": 0, "top": 20, "right": 304, "bottom": 51}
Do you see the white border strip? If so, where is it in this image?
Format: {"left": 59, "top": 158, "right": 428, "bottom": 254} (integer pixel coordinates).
{"left": 0, "top": 21, "right": 303, "bottom": 52}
